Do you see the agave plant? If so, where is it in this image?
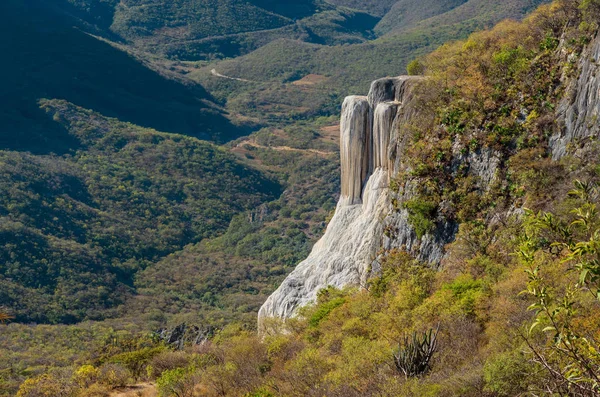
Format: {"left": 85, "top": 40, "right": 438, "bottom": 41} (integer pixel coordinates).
{"left": 393, "top": 327, "right": 439, "bottom": 378}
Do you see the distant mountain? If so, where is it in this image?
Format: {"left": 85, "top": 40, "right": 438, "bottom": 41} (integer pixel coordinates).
{"left": 0, "top": 0, "right": 247, "bottom": 154}
{"left": 375, "top": 0, "right": 550, "bottom": 35}
{"left": 48, "top": 0, "right": 378, "bottom": 60}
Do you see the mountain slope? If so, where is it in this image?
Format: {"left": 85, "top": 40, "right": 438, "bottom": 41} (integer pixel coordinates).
{"left": 0, "top": 100, "right": 282, "bottom": 324}
{"left": 376, "top": 0, "right": 551, "bottom": 35}
{"left": 374, "top": 0, "right": 469, "bottom": 35}
{"left": 52, "top": 0, "right": 380, "bottom": 60}
{"left": 324, "top": 0, "right": 399, "bottom": 16}
{"left": 192, "top": 0, "right": 551, "bottom": 125}
{"left": 0, "top": 0, "right": 246, "bottom": 154}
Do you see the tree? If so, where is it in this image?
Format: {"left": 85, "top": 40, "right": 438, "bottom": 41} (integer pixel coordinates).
{"left": 519, "top": 180, "right": 600, "bottom": 395}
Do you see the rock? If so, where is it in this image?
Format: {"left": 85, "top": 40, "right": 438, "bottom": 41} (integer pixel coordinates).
{"left": 468, "top": 147, "right": 501, "bottom": 189}
{"left": 550, "top": 33, "right": 600, "bottom": 159}
{"left": 259, "top": 75, "right": 423, "bottom": 323}
{"left": 373, "top": 102, "right": 399, "bottom": 170}
{"left": 155, "top": 323, "right": 215, "bottom": 350}
{"left": 367, "top": 76, "right": 423, "bottom": 109}
{"left": 258, "top": 169, "right": 390, "bottom": 320}
{"left": 340, "top": 96, "right": 371, "bottom": 205}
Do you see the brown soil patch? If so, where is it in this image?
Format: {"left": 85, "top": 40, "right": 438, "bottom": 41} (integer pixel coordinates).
{"left": 319, "top": 124, "right": 339, "bottom": 143}
{"left": 291, "top": 74, "right": 328, "bottom": 86}
{"left": 109, "top": 382, "right": 157, "bottom": 397}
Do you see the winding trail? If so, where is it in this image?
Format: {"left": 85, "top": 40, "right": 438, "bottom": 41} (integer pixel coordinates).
{"left": 210, "top": 68, "right": 254, "bottom": 82}
{"left": 235, "top": 140, "right": 334, "bottom": 156}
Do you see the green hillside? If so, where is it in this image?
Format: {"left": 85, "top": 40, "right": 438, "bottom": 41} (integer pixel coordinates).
{"left": 191, "top": 0, "right": 551, "bottom": 126}
{"left": 374, "top": 0, "right": 469, "bottom": 35}
{"left": 0, "top": 100, "right": 281, "bottom": 324}
{"left": 376, "top": 0, "right": 551, "bottom": 35}
{"left": 324, "top": 0, "right": 399, "bottom": 16}
{"left": 52, "top": 0, "right": 379, "bottom": 60}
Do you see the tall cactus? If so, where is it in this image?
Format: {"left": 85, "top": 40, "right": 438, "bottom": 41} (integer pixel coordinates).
{"left": 393, "top": 327, "right": 439, "bottom": 378}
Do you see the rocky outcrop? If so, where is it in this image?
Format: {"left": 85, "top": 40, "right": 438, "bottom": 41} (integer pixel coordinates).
{"left": 258, "top": 168, "right": 390, "bottom": 319}
{"left": 340, "top": 96, "right": 371, "bottom": 205}
{"left": 550, "top": 32, "right": 600, "bottom": 159}
{"left": 259, "top": 76, "right": 422, "bottom": 321}
{"left": 373, "top": 102, "right": 398, "bottom": 170}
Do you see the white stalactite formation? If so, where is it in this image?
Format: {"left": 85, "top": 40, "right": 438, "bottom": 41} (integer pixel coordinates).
{"left": 258, "top": 76, "right": 422, "bottom": 324}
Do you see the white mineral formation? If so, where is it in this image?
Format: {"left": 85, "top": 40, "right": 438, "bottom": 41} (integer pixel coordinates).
{"left": 373, "top": 102, "right": 398, "bottom": 170}
{"left": 259, "top": 77, "right": 416, "bottom": 321}
{"left": 340, "top": 96, "right": 371, "bottom": 205}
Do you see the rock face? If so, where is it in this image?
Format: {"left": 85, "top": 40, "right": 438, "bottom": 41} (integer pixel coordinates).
{"left": 340, "top": 96, "right": 371, "bottom": 205}
{"left": 259, "top": 34, "right": 600, "bottom": 323}
{"left": 373, "top": 102, "right": 398, "bottom": 170}
{"left": 551, "top": 32, "right": 600, "bottom": 159}
{"left": 258, "top": 76, "right": 421, "bottom": 321}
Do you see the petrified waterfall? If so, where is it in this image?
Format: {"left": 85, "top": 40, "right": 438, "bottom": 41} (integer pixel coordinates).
{"left": 259, "top": 77, "right": 417, "bottom": 321}
{"left": 373, "top": 102, "right": 398, "bottom": 170}
{"left": 340, "top": 96, "right": 371, "bottom": 205}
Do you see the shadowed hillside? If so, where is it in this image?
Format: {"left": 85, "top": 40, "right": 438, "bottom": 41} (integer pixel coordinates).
{"left": 0, "top": 0, "right": 246, "bottom": 154}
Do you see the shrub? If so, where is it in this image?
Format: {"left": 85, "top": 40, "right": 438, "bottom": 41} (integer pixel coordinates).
{"left": 73, "top": 365, "right": 99, "bottom": 388}
{"left": 109, "top": 347, "right": 165, "bottom": 380}
{"left": 483, "top": 350, "right": 532, "bottom": 396}
{"left": 308, "top": 297, "right": 346, "bottom": 328}
{"left": 407, "top": 59, "right": 425, "bottom": 76}
{"left": 148, "top": 351, "right": 191, "bottom": 379}
{"left": 156, "top": 367, "right": 199, "bottom": 397}
{"left": 97, "top": 363, "right": 130, "bottom": 388}
{"left": 403, "top": 199, "right": 437, "bottom": 238}
{"left": 16, "top": 368, "right": 76, "bottom": 397}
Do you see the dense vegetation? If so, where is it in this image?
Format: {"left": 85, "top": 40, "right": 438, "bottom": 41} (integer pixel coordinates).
{"left": 0, "top": 100, "right": 282, "bottom": 325}
{"left": 0, "top": 102, "right": 340, "bottom": 394}
{"left": 0, "top": 0, "right": 250, "bottom": 154}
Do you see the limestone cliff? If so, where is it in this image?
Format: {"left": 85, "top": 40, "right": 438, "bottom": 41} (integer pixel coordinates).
{"left": 258, "top": 77, "right": 421, "bottom": 320}
{"left": 550, "top": 32, "right": 600, "bottom": 159}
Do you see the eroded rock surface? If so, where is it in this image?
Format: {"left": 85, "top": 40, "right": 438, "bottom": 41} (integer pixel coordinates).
{"left": 259, "top": 76, "right": 422, "bottom": 321}
{"left": 551, "top": 33, "right": 600, "bottom": 159}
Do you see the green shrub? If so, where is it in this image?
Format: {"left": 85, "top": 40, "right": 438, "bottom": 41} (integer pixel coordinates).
{"left": 407, "top": 59, "right": 425, "bottom": 76}
{"left": 156, "top": 367, "right": 198, "bottom": 397}
{"left": 403, "top": 199, "right": 437, "bottom": 238}
{"left": 483, "top": 351, "right": 532, "bottom": 396}
{"left": 308, "top": 297, "right": 346, "bottom": 328}
{"left": 109, "top": 347, "right": 165, "bottom": 380}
